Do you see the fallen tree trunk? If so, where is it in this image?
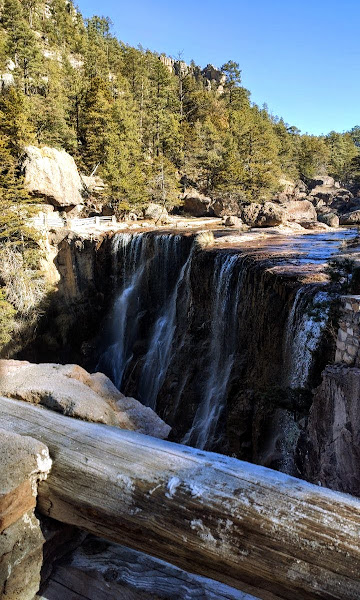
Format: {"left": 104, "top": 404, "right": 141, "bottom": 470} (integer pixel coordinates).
{"left": 1, "top": 397, "right": 360, "bottom": 600}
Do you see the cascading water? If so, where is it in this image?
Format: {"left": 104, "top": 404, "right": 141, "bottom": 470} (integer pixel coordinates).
{"left": 97, "top": 230, "right": 335, "bottom": 455}
{"left": 284, "top": 288, "right": 330, "bottom": 388}
{"left": 182, "top": 253, "right": 242, "bottom": 450}
{"left": 138, "top": 249, "right": 194, "bottom": 410}
{"left": 97, "top": 233, "right": 191, "bottom": 397}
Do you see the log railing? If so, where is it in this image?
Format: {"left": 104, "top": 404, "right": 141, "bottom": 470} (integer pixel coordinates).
{"left": 1, "top": 396, "right": 360, "bottom": 600}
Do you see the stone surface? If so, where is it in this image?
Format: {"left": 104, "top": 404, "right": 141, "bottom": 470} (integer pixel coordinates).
{"left": 305, "top": 365, "right": 360, "bottom": 496}
{"left": 254, "top": 202, "right": 287, "bottom": 227}
{"left": 1, "top": 511, "right": 45, "bottom": 600}
{"left": 238, "top": 202, "right": 261, "bottom": 225}
{"left": 307, "top": 175, "right": 336, "bottom": 189}
{"left": 81, "top": 174, "right": 105, "bottom": 194}
{"left": 334, "top": 296, "right": 360, "bottom": 367}
{"left": 0, "top": 429, "right": 51, "bottom": 600}
{"left": 222, "top": 215, "right": 243, "bottom": 227}
{"left": 23, "top": 146, "right": 83, "bottom": 207}
{"left": 317, "top": 212, "right": 339, "bottom": 228}
{"left": 301, "top": 220, "right": 329, "bottom": 230}
{"left": 284, "top": 200, "right": 317, "bottom": 223}
{"left": 0, "top": 360, "right": 171, "bottom": 439}
{"left": 183, "top": 189, "right": 215, "bottom": 217}
{"left": 339, "top": 210, "right": 360, "bottom": 225}
{"left": 212, "top": 196, "right": 242, "bottom": 218}
{"left": 143, "top": 203, "right": 169, "bottom": 224}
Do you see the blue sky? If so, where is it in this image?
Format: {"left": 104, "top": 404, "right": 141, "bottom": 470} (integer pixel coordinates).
{"left": 76, "top": 0, "right": 360, "bottom": 135}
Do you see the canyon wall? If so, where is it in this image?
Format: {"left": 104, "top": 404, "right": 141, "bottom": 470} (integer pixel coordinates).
{"left": 19, "top": 230, "right": 337, "bottom": 477}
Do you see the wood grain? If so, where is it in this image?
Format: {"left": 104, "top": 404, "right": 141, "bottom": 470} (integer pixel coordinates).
{"left": 1, "top": 396, "right": 360, "bottom": 600}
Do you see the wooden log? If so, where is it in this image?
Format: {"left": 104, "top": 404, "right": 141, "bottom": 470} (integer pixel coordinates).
{"left": 1, "top": 396, "right": 360, "bottom": 600}
{"left": 38, "top": 535, "right": 258, "bottom": 600}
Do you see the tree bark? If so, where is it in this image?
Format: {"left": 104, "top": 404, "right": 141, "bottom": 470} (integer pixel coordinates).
{"left": 1, "top": 396, "right": 360, "bottom": 600}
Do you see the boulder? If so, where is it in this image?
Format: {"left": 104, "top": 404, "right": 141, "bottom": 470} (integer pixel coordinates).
{"left": 340, "top": 210, "right": 360, "bottom": 225}
{"left": 254, "top": 202, "right": 287, "bottom": 227}
{"left": 23, "top": 146, "right": 83, "bottom": 207}
{"left": 222, "top": 215, "right": 243, "bottom": 228}
{"left": 238, "top": 203, "right": 261, "bottom": 225}
{"left": 0, "top": 429, "right": 52, "bottom": 600}
{"left": 301, "top": 221, "right": 329, "bottom": 230}
{"left": 284, "top": 200, "right": 317, "bottom": 223}
{"left": 0, "top": 360, "right": 170, "bottom": 439}
{"left": 143, "top": 203, "right": 169, "bottom": 224}
{"left": 212, "top": 197, "right": 241, "bottom": 217}
{"left": 307, "top": 175, "right": 336, "bottom": 189}
{"left": 318, "top": 212, "right": 339, "bottom": 228}
{"left": 183, "top": 190, "right": 215, "bottom": 217}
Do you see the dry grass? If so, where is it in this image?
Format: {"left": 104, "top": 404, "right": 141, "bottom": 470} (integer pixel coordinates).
{"left": 299, "top": 272, "right": 329, "bottom": 284}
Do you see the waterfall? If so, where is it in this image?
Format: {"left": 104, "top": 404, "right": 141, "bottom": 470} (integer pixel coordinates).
{"left": 138, "top": 249, "right": 194, "bottom": 410}
{"left": 97, "top": 233, "right": 190, "bottom": 394}
{"left": 97, "top": 234, "right": 146, "bottom": 388}
{"left": 182, "top": 253, "right": 242, "bottom": 450}
{"left": 284, "top": 288, "right": 330, "bottom": 388}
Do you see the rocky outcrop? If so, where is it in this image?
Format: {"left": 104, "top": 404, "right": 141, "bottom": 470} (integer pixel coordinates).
{"left": 305, "top": 365, "right": 360, "bottom": 496}
{"left": 318, "top": 212, "right": 339, "bottom": 227}
{"left": 0, "top": 429, "right": 52, "bottom": 600}
{"left": 222, "top": 215, "right": 244, "bottom": 227}
{"left": 284, "top": 199, "right": 317, "bottom": 224}
{"left": 143, "top": 202, "right": 170, "bottom": 223}
{"left": 23, "top": 146, "right": 84, "bottom": 207}
{"left": 81, "top": 174, "right": 105, "bottom": 195}
{"left": 183, "top": 189, "right": 215, "bottom": 217}
{"left": 0, "top": 360, "right": 170, "bottom": 439}
{"left": 254, "top": 202, "right": 288, "bottom": 227}
{"left": 339, "top": 209, "right": 360, "bottom": 225}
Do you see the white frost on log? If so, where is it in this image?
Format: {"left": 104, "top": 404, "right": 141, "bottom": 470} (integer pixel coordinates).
{"left": 38, "top": 535, "right": 259, "bottom": 600}
{"left": 1, "top": 397, "right": 360, "bottom": 600}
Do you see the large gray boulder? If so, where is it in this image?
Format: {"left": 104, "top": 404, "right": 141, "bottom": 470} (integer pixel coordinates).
{"left": 284, "top": 200, "right": 317, "bottom": 223}
{"left": 254, "top": 202, "right": 287, "bottom": 227}
{"left": 212, "top": 197, "right": 241, "bottom": 217}
{"left": 340, "top": 210, "right": 360, "bottom": 225}
{"left": 318, "top": 212, "right": 339, "bottom": 228}
{"left": 307, "top": 175, "right": 337, "bottom": 189}
{"left": 222, "top": 215, "right": 243, "bottom": 228}
{"left": 238, "top": 203, "right": 261, "bottom": 225}
{"left": 143, "top": 202, "right": 170, "bottom": 224}
{"left": 0, "top": 360, "right": 170, "bottom": 439}
{"left": 23, "top": 146, "right": 84, "bottom": 207}
{"left": 183, "top": 190, "right": 215, "bottom": 217}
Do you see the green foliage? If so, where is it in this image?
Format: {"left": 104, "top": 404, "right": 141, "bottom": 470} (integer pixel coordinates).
{"left": 298, "top": 135, "right": 329, "bottom": 178}
{"left": 0, "top": 0, "right": 359, "bottom": 213}
{"left": 324, "top": 131, "right": 359, "bottom": 185}
{"left": 325, "top": 257, "right": 355, "bottom": 292}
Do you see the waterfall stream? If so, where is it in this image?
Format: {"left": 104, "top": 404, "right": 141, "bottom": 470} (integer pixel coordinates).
{"left": 98, "top": 231, "right": 333, "bottom": 452}
{"left": 182, "top": 253, "right": 242, "bottom": 450}
{"left": 284, "top": 288, "right": 330, "bottom": 388}
{"left": 97, "top": 233, "right": 190, "bottom": 393}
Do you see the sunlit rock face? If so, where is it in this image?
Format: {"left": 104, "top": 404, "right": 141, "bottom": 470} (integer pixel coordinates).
{"left": 23, "top": 146, "right": 84, "bottom": 207}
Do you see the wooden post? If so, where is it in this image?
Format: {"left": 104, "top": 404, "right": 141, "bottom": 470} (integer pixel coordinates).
{"left": 1, "top": 396, "right": 360, "bottom": 600}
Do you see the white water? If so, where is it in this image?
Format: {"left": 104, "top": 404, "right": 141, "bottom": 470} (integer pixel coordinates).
{"left": 97, "top": 233, "right": 189, "bottom": 394}
{"left": 284, "top": 288, "right": 330, "bottom": 388}
{"left": 183, "top": 253, "right": 242, "bottom": 450}
{"left": 138, "top": 249, "right": 194, "bottom": 410}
